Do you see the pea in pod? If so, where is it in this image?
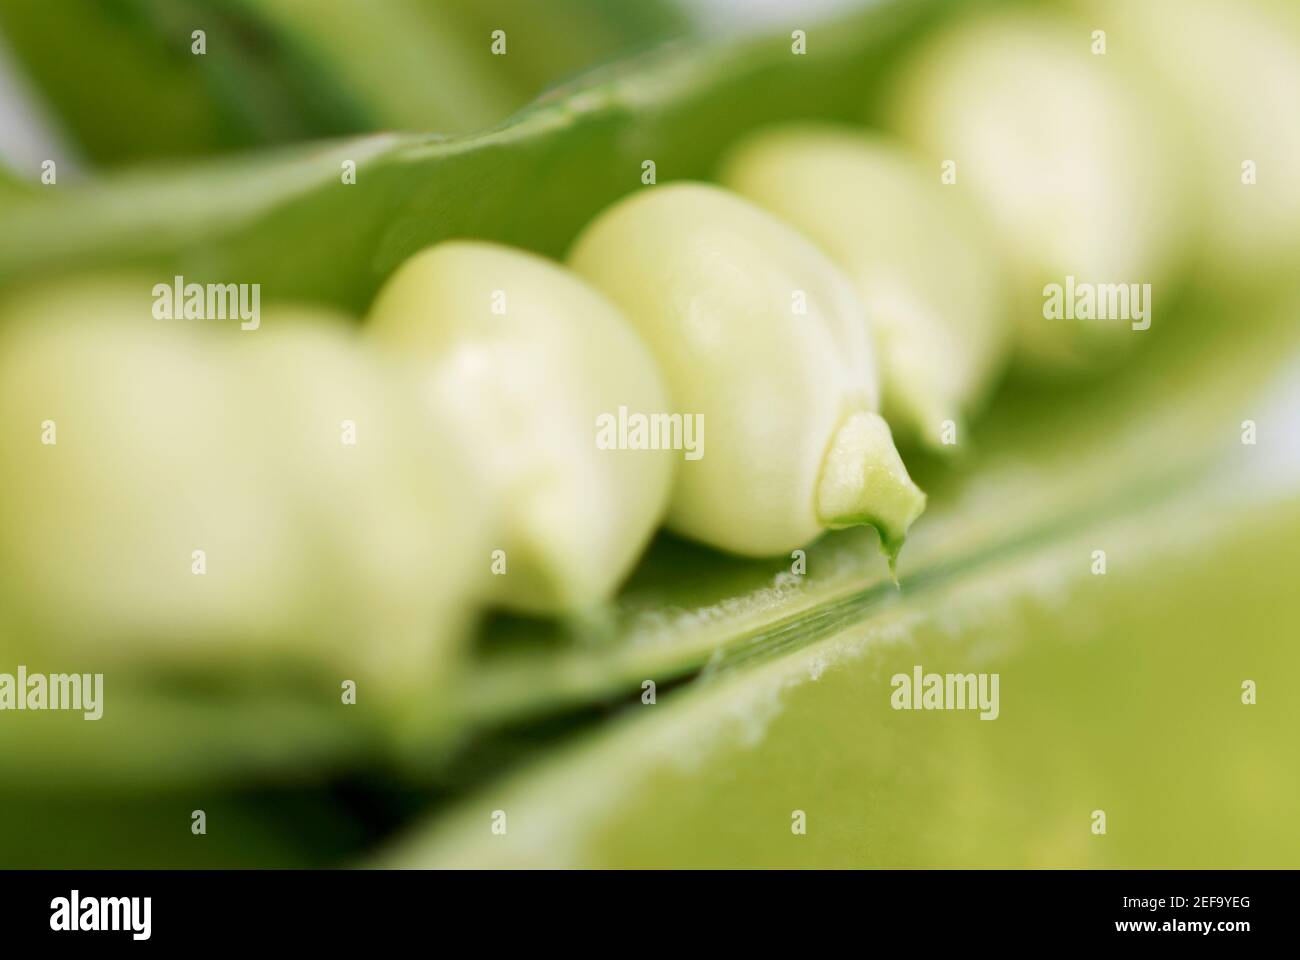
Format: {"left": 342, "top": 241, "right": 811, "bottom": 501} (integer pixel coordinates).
{"left": 720, "top": 123, "right": 1008, "bottom": 448}
{"left": 1073, "top": 0, "right": 1300, "bottom": 282}
{"left": 366, "top": 241, "right": 673, "bottom": 616}
{"left": 885, "top": 8, "right": 1186, "bottom": 373}
{"left": 569, "top": 183, "right": 926, "bottom": 567}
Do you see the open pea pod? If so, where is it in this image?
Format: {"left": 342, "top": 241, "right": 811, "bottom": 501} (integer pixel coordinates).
{"left": 2, "top": 280, "right": 1289, "bottom": 863}
{"left": 2, "top": 0, "right": 1297, "bottom": 870}
{"left": 0, "top": 2, "right": 963, "bottom": 815}
{"left": 3, "top": 274, "right": 1287, "bottom": 871}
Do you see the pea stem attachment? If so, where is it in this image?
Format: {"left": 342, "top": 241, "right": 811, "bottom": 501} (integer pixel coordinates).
{"left": 815, "top": 410, "right": 926, "bottom": 579}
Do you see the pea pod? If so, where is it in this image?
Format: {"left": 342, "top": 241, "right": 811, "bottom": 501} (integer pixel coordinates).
{"left": 0, "top": 0, "right": 1293, "bottom": 872}
{"left": 0, "top": 0, "right": 688, "bottom": 166}
{"left": 367, "top": 241, "right": 673, "bottom": 616}
{"left": 720, "top": 123, "right": 1008, "bottom": 447}
{"left": 569, "top": 183, "right": 925, "bottom": 566}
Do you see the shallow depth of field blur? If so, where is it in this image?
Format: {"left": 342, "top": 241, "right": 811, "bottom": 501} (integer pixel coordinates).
{"left": 0, "top": 0, "right": 1298, "bottom": 869}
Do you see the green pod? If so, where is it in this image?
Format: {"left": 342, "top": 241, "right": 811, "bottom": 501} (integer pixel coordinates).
{"left": 720, "top": 123, "right": 1008, "bottom": 448}
{"left": 568, "top": 183, "right": 925, "bottom": 567}
{"left": 0, "top": 282, "right": 483, "bottom": 724}
{"left": 367, "top": 241, "right": 674, "bottom": 616}
{"left": 0, "top": 0, "right": 689, "bottom": 167}
{"left": 885, "top": 9, "right": 1185, "bottom": 374}
{"left": 247, "top": 0, "right": 521, "bottom": 136}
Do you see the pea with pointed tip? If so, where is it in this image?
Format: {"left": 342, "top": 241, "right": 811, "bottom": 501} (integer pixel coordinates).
{"left": 568, "top": 183, "right": 925, "bottom": 568}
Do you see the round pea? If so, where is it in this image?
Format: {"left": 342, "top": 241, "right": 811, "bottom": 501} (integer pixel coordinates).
{"left": 1076, "top": 0, "right": 1300, "bottom": 281}
{"left": 568, "top": 183, "right": 925, "bottom": 565}
{"left": 721, "top": 123, "right": 1008, "bottom": 448}
{"left": 886, "top": 10, "right": 1186, "bottom": 373}
{"left": 367, "top": 241, "right": 674, "bottom": 616}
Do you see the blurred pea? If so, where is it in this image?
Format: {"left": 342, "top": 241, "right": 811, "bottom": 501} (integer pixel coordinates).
{"left": 721, "top": 123, "right": 1009, "bottom": 449}
{"left": 885, "top": 8, "right": 1189, "bottom": 375}
{"left": 0, "top": 280, "right": 486, "bottom": 727}
{"left": 1073, "top": 0, "right": 1300, "bottom": 284}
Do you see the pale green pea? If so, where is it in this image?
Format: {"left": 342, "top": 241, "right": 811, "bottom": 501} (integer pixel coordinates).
{"left": 568, "top": 182, "right": 925, "bottom": 567}
{"left": 0, "top": 282, "right": 482, "bottom": 716}
{"left": 886, "top": 10, "right": 1186, "bottom": 374}
{"left": 1074, "top": 0, "right": 1300, "bottom": 281}
{"left": 367, "top": 241, "right": 674, "bottom": 616}
{"left": 720, "top": 123, "right": 1009, "bottom": 448}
